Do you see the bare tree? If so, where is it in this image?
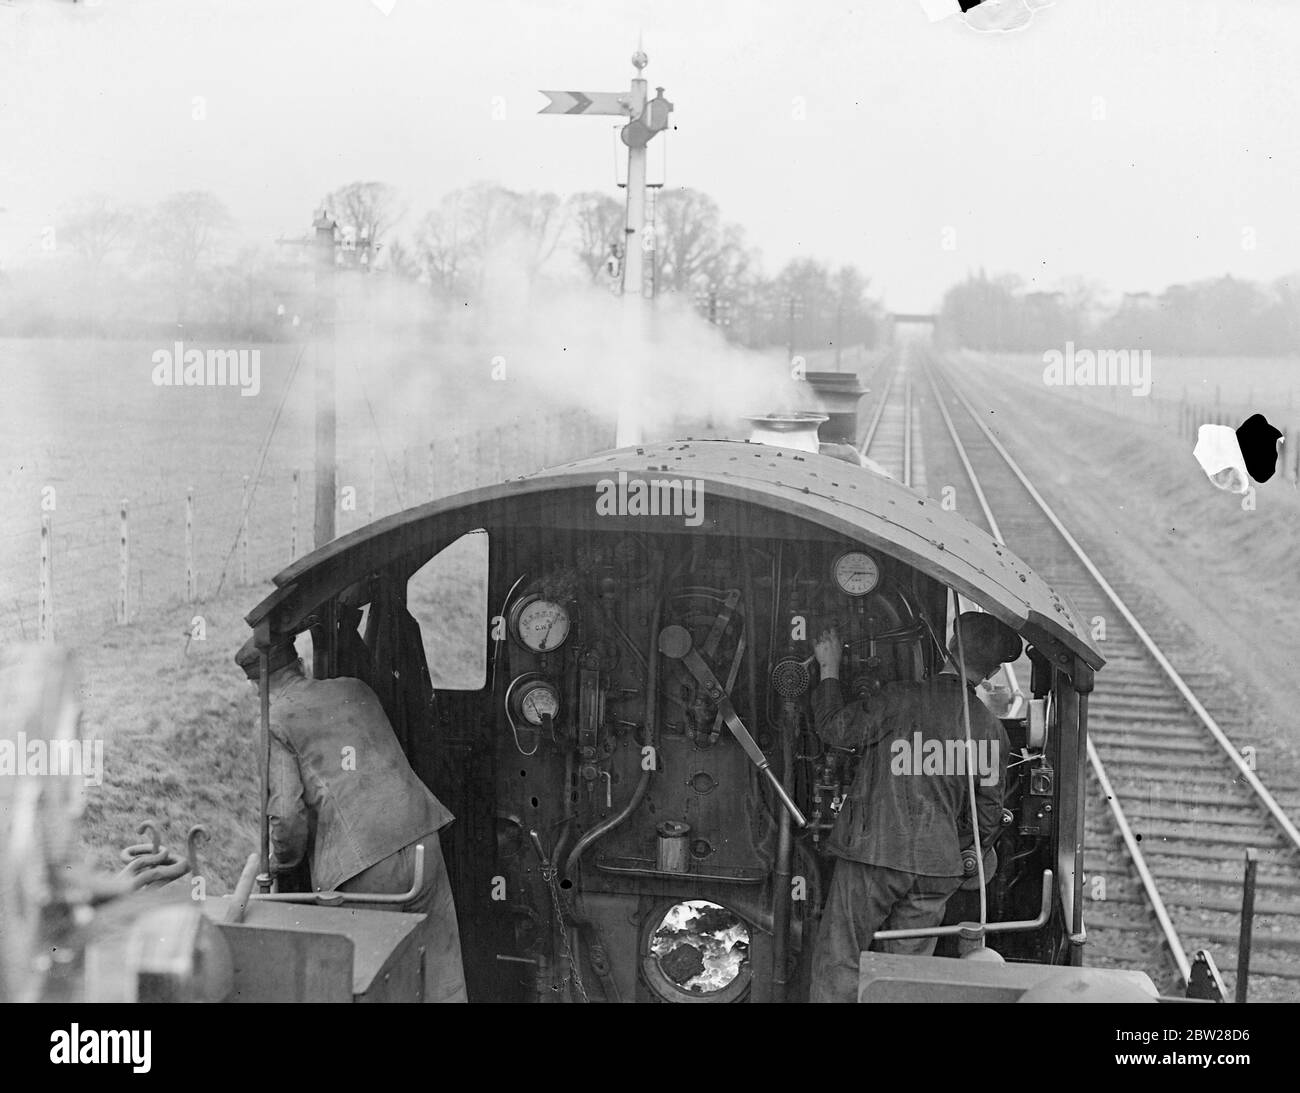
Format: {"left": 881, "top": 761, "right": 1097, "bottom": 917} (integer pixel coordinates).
{"left": 381, "top": 237, "right": 422, "bottom": 281}
{"left": 147, "top": 191, "right": 233, "bottom": 324}
{"left": 514, "top": 190, "right": 567, "bottom": 285}
{"left": 652, "top": 188, "right": 749, "bottom": 297}
{"left": 416, "top": 183, "right": 565, "bottom": 297}
{"left": 60, "top": 194, "right": 136, "bottom": 266}
{"left": 415, "top": 189, "right": 474, "bottom": 297}
{"left": 568, "top": 191, "right": 624, "bottom": 281}
{"left": 324, "top": 181, "right": 405, "bottom": 249}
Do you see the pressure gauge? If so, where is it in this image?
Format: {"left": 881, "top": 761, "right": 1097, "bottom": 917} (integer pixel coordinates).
{"left": 511, "top": 595, "right": 571, "bottom": 652}
{"left": 506, "top": 675, "right": 561, "bottom": 727}
{"left": 832, "top": 550, "right": 881, "bottom": 597}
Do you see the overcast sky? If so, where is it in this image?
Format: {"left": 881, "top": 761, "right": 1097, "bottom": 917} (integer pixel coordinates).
{"left": 2, "top": 0, "right": 1297, "bottom": 311}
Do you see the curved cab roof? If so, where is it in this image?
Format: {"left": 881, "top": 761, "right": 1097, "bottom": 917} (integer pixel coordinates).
{"left": 246, "top": 440, "right": 1103, "bottom": 671}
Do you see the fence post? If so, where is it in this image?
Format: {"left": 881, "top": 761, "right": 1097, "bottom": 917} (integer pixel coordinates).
{"left": 185, "top": 487, "right": 195, "bottom": 603}
{"left": 291, "top": 469, "right": 300, "bottom": 561}
{"left": 118, "top": 499, "right": 129, "bottom": 625}
{"left": 427, "top": 441, "right": 435, "bottom": 502}
{"left": 240, "top": 474, "right": 250, "bottom": 586}
{"left": 452, "top": 434, "right": 461, "bottom": 493}
{"left": 39, "top": 513, "right": 53, "bottom": 643}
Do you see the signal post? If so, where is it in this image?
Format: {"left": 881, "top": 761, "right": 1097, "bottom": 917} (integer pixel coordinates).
{"left": 540, "top": 47, "right": 673, "bottom": 446}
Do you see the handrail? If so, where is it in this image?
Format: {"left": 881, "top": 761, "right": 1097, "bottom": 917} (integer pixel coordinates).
{"left": 251, "top": 843, "right": 425, "bottom": 906}
{"left": 873, "top": 869, "right": 1054, "bottom": 942}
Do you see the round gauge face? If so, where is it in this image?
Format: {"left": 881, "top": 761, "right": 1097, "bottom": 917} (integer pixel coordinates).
{"left": 833, "top": 550, "right": 881, "bottom": 597}
{"left": 519, "top": 682, "right": 560, "bottom": 726}
{"left": 515, "top": 597, "right": 571, "bottom": 652}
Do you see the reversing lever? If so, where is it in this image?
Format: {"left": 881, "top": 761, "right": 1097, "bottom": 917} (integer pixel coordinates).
{"left": 658, "top": 624, "right": 807, "bottom": 828}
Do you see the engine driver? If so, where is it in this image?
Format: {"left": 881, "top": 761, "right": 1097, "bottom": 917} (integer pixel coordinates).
{"left": 807, "top": 611, "right": 1020, "bottom": 1003}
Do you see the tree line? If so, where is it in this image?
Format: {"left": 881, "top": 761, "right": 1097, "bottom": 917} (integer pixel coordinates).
{"left": 0, "top": 181, "right": 883, "bottom": 354}
{"left": 938, "top": 270, "right": 1300, "bottom": 355}
{"left": 6, "top": 186, "right": 1296, "bottom": 356}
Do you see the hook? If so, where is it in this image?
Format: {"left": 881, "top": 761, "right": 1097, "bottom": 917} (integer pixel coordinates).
{"left": 136, "top": 820, "right": 161, "bottom": 856}
{"left": 187, "top": 824, "right": 209, "bottom": 880}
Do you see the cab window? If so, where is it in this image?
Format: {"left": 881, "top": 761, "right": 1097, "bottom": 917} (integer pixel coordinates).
{"left": 407, "top": 529, "right": 489, "bottom": 690}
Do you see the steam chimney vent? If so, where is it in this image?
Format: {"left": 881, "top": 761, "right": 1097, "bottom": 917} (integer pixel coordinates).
{"left": 743, "top": 412, "right": 829, "bottom": 454}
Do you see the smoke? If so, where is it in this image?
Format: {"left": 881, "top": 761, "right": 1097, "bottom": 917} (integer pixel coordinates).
{"left": 329, "top": 251, "right": 816, "bottom": 457}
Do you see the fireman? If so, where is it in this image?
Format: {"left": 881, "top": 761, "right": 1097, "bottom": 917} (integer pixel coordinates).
{"left": 807, "top": 612, "right": 1019, "bottom": 1003}
{"left": 236, "top": 635, "right": 467, "bottom": 1002}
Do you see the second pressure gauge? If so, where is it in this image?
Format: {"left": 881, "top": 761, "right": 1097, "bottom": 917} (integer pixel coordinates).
{"left": 507, "top": 675, "right": 561, "bottom": 727}
{"left": 832, "top": 550, "right": 881, "bottom": 597}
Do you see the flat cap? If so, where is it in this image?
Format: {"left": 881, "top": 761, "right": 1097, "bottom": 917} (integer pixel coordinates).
{"left": 954, "top": 611, "right": 1023, "bottom": 665}
{"left": 234, "top": 634, "right": 299, "bottom": 679}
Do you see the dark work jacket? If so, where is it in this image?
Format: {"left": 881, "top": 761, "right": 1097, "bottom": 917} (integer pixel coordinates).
{"left": 267, "top": 670, "right": 453, "bottom": 892}
{"left": 812, "top": 675, "right": 1007, "bottom": 876}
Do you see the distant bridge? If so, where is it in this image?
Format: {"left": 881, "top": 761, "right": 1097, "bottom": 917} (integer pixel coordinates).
{"left": 886, "top": 313, "right": 938, "bottom": 343}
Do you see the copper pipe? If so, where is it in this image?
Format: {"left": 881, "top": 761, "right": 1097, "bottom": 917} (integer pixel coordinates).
{"left": 565, "top": 584, "right": 661, "bottom": 879}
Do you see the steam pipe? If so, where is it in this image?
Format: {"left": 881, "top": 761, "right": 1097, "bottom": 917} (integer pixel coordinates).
{"left": 770, "top": 726, "right": 795, "bottom": 1002}
{"left": 565, "top": 580, "right": 662, "bottom": 879}
{"left": 551, "top": 749, "right": 576, "bottom": 869}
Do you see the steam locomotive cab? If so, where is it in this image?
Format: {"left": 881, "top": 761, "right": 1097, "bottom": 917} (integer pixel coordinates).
{"left": 246, "top": 439, "right": 1104, "bottom": 1002}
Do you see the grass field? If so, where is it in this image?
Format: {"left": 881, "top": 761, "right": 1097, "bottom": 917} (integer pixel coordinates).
{"left": 0, "top": 333, "right": 607, "bottom": 887}
{"left": 966, "top": 350, "right": 1300, "bottom": 423}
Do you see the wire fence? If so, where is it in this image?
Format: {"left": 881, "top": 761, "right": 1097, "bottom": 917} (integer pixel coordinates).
{"left": 1035, "top": 377, "right": 1300, "bottom": 482}
{"left": 957, "top": 349, "right": 1300, "bottom": 485}
{"left": 1, "top": 408, "right": 612, "bottom": 647}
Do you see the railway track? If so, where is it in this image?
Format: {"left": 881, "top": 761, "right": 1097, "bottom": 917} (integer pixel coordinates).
{"left": 857, "top": 341, "right": 1300, "bottom": 1001}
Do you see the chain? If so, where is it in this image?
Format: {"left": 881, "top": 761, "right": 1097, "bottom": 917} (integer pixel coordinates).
{"left": 543, "top": 864, "right": 589, "bottom": 1003}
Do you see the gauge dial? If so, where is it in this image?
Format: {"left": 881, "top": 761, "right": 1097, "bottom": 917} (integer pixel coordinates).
{"left": 518, "top": 681, "right": 560, "bottom": 726}
{"left": 513, "top": 596, "right": 571, "bottom": 652}
{"left": 506, "top": 676, "right": 562, "bottom": 728}
{"left": 832, "top": 550, "right": 880, "bottom": 597}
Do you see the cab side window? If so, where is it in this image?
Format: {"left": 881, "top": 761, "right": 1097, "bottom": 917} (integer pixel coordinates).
{"left": 407, "top": 529, "right": 489, "bottom": 690}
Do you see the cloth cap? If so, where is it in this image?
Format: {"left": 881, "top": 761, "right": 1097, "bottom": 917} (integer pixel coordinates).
{"left": 953, "top": 611, "right": 1023, "bottom": 666}
{"left": 234, "top": 634, "right": 298, "bottom": 680}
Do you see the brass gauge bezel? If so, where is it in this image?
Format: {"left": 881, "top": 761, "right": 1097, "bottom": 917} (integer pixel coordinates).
{"left": 505, "top": 674, "right": 561, "bottom": 727}
{"left": 509, "top": 594, "right": 572, "bottom": 653}
{"left": 831, "top": 549, "right": 881, "bottom": 597}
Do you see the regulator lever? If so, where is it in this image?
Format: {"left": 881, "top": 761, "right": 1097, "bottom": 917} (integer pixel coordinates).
{"left": 658, "top": 624, "right": 807, "bottom": 828}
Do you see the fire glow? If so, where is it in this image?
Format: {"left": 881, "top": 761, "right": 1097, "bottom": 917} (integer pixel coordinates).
{"left": 650, "top": 900, "right": 750, "bottom": 994}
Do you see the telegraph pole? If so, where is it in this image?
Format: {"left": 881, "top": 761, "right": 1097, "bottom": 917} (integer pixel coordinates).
{"left": 313, "top": 209, "right": 337, "bottom": 549}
